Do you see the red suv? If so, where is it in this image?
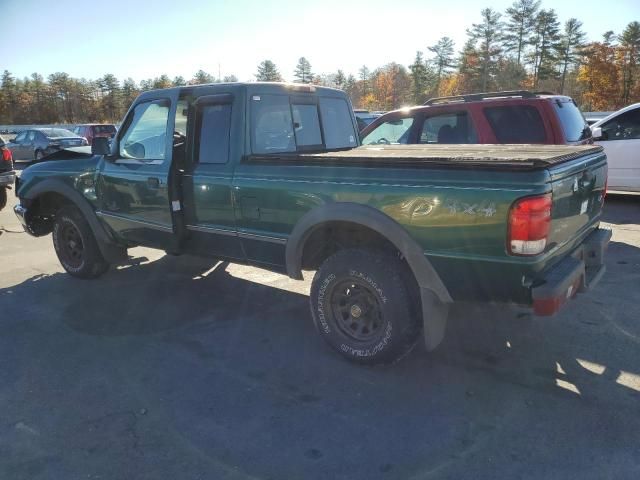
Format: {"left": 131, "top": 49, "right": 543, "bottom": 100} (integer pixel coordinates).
{"left": 72, "top": 124, "right": 117, "bottom": 146}
{"left": 360, "top": 91, "right": 593, "bottom": 146}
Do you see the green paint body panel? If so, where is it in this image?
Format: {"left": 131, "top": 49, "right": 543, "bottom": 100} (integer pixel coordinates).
{"left": 16, "top": 83, "right": 608, "bottom": 305}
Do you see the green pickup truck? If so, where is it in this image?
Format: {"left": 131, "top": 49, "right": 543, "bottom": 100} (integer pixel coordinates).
{"left": 14, "top": 83, "right": 610, "bottom": 364}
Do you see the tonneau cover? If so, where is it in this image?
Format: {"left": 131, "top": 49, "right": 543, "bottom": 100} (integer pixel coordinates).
{"left": 283, "top": 144, "right": 604, "bottom": 169}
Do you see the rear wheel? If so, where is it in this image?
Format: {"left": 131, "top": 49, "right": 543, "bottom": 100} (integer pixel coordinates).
{"left": 310, "top": 248, "right": 420, "bottom": 365}
{"left": 52, "top": 205, "right": 109, "bottom": 279}
{"left": 0, "top": 188, "right": 6, "bottom": 211}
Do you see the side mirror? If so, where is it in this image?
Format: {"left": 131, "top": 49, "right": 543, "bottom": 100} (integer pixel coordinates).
{"left": 91, "top": 137, "right": 111, "bottom": 155}
{"left": 591, "top": 126, "right": 604, "bottom": 141}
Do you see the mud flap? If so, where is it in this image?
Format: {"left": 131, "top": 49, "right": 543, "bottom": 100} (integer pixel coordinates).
{"left": 421, "top": 288, "right": 450, "bottom": 351}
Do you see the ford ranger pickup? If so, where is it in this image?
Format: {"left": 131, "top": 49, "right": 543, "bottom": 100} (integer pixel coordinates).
{"left": 13, "top": 83, "right": 610, "bottom": 364}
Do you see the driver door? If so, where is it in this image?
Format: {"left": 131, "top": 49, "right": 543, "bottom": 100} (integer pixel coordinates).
{"left": 96, "top": 98, "right": 176, "bottom": 247}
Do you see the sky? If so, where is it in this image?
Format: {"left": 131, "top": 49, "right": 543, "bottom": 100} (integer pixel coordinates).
{"left": 2, "top": 0, "right": 639, "bottom": 84}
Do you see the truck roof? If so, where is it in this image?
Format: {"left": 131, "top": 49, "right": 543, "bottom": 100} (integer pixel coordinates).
{"left": 138, "top": 82, "right": 346, "bottom": 99}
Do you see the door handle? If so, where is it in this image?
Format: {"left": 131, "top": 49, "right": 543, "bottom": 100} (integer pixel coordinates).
{"left": 147, "top": 177, "right": 161, "bottom": 188}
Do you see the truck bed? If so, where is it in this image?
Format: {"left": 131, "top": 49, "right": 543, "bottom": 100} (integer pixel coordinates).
{"left": 250, "top": 144, "right": 604, "bottom": 170}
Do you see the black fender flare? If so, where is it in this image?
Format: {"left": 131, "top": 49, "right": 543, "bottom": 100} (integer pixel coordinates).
{"left": 285, "top": 202, "right": 452, "bottom": 304}
{"left": 21, "top": 178, "right": 127, "bottom": 263}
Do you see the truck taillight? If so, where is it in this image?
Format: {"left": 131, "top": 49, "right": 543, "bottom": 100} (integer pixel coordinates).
{"left": 508, "top": 194, "right": 552, "bottom": 256}
{"left": 1, "top": 146, "right": 11, "bottom": 162}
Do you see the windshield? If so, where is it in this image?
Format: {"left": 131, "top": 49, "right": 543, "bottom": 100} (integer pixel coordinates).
{"left": 362, "top": 117, "right": 414, "bottom": 145}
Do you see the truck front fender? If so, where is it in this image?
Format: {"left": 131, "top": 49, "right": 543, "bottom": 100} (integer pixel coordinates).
{"left": 19, "top": 178, "right": 127, "bottom": 264}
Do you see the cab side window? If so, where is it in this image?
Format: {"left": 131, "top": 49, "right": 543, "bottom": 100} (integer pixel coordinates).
{"left": 419, "top": 112, "right": 477, "bottom": 144}
{"left": 14, "top": 131, "right": 27, "bottom": 143}
{"left": 119, "top": 101, "right": 170, "bottom": 160}
{"left": 361, "top": 118, "right": 414, "bottom": 145}
{"left": 196, "top": 104, "right": 232, "bottom": 164}
{"left": 484, "top": 106, "right": 546, "bottom": 143}
{"left": 600, "top": 109, "right": 640, "bottom": 140}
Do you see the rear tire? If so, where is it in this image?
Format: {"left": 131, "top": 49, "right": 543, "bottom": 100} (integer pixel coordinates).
{"left": 310, "top": 248, "right": 420, "bottom": 365}
{"left": 52, "top": 205, "right": 110, "bottom": 279}
{"left": 0, "top": 188, "right": 6, "bottom": 211}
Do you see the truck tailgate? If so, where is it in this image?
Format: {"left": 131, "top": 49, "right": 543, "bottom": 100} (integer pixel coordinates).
{"left": 547, "top": 149, "right": 607, "bottom": 257}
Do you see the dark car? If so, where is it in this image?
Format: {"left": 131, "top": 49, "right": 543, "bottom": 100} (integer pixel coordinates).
{"left": 8, "top": 128, "right": 88, "bottom": 162}
{"left": 353, "top": 109, "right": 381, "bottom": 131}
{"left": 72, "top": 124, "right": 117, "bottom": 145}
{"left": 0, "top": 135, "right": 14, "bottom": 211}
{"left": 360, "top": 90, "right": 593, "bottom": 146}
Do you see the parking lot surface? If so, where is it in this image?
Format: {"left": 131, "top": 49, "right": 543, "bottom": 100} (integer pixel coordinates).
{"left": 1, "top": 193, "right": 639, "bottom": 480}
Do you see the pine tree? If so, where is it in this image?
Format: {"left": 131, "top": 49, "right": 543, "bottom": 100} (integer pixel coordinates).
{"left": 359, "top": 65, "right": 371, "bottom": 96}
{"left": 557, "top": 18, "right": 586, "bottom": 94}
{"left": 503, "top": 0, "right": 540, "bottom": 66}
{"left": 172, "top": 76, "right": 186, "bottom": 86}
{"left": 294, "top": 57, "right": 313, "bottom": 83}
{"left": 334, "top": 70, "right": 346, "bottom": 90}
{"left": 0, "top": 70, "right": 17, "bottom": 123}
{"left": 121, "top": 78, "right": 139, "bottom": 114}
{"left": 191, "top": 70, "right": 214, "bottom": 85}
{"left": 530, "top": 9, "right": 561, "bottom": 88}
{"left": 467, "top": 8, "right": 504, "bottom": 91}
{"left": 223, "top": 75, "right": 238, "bottom": 82}
{"left": 620, "top": 21, "right": 640, "bottom": 104}
{"left": 153, "top": 75, "right": 172, "bottom": 90}
{"left": 409, "top": 51, "right": 429, "bottom": 103}
{"left": 255, "top": 60, "right": 282, "bottom": 81}
{"left": 458, "top": 39, "right": 482, "bottom": 93}
{"left": 98, "top": 74, "right": 120, "bottom": 120}
{"left": 428, "top": 37, "right": 456, "bottom": 94}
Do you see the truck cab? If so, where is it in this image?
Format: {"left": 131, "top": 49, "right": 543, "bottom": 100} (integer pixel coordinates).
{"left": 88, "top": 83, "right": 358, "bottom": 265}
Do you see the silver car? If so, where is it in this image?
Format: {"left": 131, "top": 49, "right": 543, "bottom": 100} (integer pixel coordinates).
{"left": 8, "top": 128, "right": 87, "bottom": 161}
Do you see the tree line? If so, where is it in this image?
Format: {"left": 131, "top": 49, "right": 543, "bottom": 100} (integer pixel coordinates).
{"left": 1, "top": 0, "right": 638, "bottom": 125}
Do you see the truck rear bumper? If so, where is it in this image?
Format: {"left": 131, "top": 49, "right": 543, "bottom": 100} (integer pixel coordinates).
{"left": 531, "top": 228, "right": 611, "bottom": 316}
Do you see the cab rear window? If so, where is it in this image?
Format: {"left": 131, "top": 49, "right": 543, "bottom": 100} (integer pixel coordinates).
{"left": 484, "top": 106, "right": 546, "bottom": 143}
{"left": 251, "top": 94, "right": 357, "bottom": 154}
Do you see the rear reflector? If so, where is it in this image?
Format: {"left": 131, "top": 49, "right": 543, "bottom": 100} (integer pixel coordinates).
{"left": 508, "top": 194, "right": 552, "bottom": 256}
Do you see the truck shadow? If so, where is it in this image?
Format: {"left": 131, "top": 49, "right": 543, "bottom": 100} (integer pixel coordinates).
{"left": 1, "top": 246, "right": 639, "bottom": 478}
{"left": 602, "top": 194, "right": 639, "bottom": 225}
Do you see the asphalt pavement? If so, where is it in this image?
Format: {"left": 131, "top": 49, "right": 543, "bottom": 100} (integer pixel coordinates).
{"left": 0, "top": 193, "right": 639, "bottom": 480}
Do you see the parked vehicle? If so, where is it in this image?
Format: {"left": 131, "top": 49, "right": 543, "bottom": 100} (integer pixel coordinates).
{"left": 0, "top": 135, "right": 15, "bottom": 211}
{"left": 354, "top": 109, "right": 381, "bottom": 131}
{"left": 584, "top": 111, "right": 613, "bottom": 126}
{"left": 361, "top": 91, "right": 593, "bottom": 146}
{"left": 72, "top": 124, "right": 117, "bottom": 145}
{"left": 14, "top": 83, "right": 610, "bottom": 365}
{"left": 590, "top": 103, "right": 640, "bottom": 192}
{"left": 8, "top": 128, "right": 88, "bottom": 161}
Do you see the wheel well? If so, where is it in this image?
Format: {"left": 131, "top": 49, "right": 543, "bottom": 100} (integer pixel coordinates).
{"left": 301, "top": 221, "right": 422, "bottom": 320}
{"left": 26, "top": 192, "right": 73, "bottom": 236}
{"left": 301, "top": 221, "right": 398, "bottom": 271}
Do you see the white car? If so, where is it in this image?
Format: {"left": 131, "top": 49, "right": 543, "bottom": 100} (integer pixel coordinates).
{"left": 591, "top": 103, "right": 640, "bottom": 192}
